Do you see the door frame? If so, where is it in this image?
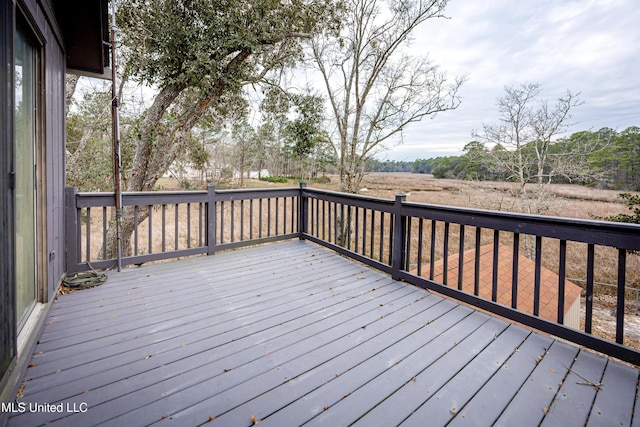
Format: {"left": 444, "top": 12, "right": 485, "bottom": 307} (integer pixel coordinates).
{"left": 14, "top": 1, "right": 48, "bottom": 345}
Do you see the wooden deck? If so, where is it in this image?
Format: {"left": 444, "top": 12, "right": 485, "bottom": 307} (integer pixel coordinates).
{"left": 8, "top": 241, "right": 640, "bottom": 426}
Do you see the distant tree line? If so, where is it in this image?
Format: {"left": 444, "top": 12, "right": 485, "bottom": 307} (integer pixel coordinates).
{"left": 404, "top": 127, "right": 640, "bottom": 191}
{"left": 365, "top": 159, "right": 414, "bottom": 173}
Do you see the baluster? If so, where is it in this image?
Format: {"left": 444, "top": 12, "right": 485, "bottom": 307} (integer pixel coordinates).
{"left": 267, "top": 198, "right": 272, "bottom": 237}
{"left": 458, "top": 225, "right": 465, "bottom": 290}
{"left": 557, "top": 239, "right": 566, "bottom": 322}
{"left": 161, "top": 204, "right": 166, "bottom": 252}
{"left": 512, "top": 233, "right": 520, "bottom": 309}
{"left": 187, "top": 203, "right": 191, "bottom": 249}
{"left": 379, "top": 212, "right": 385, "bottom": 263}
{"left": 405, "top": 217, "right": 412, "bottom": 271}
{"left": 240, "top": 200, "right": 244, "bottom": 241}
{"left": 388, "top": 214, "right": 394, "bottom": 266}
{"left": 231, "top": 200, "right": 235, "bottom": 243}
{"left": 492, "top": 230, "right": 499, "bottom": 302}
{"left": 369, "top": 210, "right": 375, "bottom": 259}
{"left": 198, "top": 202, "right": 203, "bottom": 247}
{"left": 417, "top": 218, "right": 424, "bottom": 277}
{"left": 474, "top": 227, "right": 481, "bottom": 296}
{"left": 362, "top": 208, "right": 367, "bottom": 255}
{"left": 257, "top": 199, "right": 261, "bottom": 239}
{"left": 443, "top": 222, "right": 450, "bottom": 285}
{"left": 429, "top": 220, "right": 436, "bottom": 281}
{"left": 134, "top": 206, "right": 139, "bottom": 255}
{"left": 220, "top": 201, "right": 225, "bottom": 244}
{"left": 174, "top": 204, "right": 179, "bottom": 250}
{"left": 533, "top": 236, "right": 542, "bottom": 316}
{"left": 250, "top": 199, "right": 254, "bottom": 240}
{"left": 275, "top": 197, "right": 279, "bottom": 236}
{"left": 102, "top": 207, "right": 107, "bottom": 259}
{"left": 85, "top": 207, "right": 91, "bottom": 262}
{"left": 616, "top": 248, "right": 626, "bottom": 344}
{"left": 354, "top": 207, "right": 359, "bottom": 252}
{"left": 148, "top": 205, "right": 153, "bottom": 254}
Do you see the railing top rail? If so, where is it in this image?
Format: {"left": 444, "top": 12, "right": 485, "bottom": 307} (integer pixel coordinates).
{"left": 303, "top": 188, "right": 395, "bottom": 212}
{"left": 75, "top": 192, "right": 119, "bottom": 207}
{"left": 77, "top": 190, "right": 208, "bottom": 197}
{"left": 76, "top": 190, "right": 208, "bottom": 207}
{"left": 402, "top": 200, "right": 640, "bottom": 250}
{"left": 214, "top": 187, "right": 300, "bottom": 201}
{"left": 75, "top": 187, "right": 302, "bottom": 208}
{"left": 74, "top": 186, "right": 640, "bottom": 250}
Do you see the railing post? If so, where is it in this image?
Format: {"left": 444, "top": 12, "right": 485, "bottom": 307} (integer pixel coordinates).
{"left": 207, "top": 184, "right": 217, "bottom": 255}
{"left": 392, "top": 193, "right": 406, "bottom": 280}
{"left": 299, "top": 182, "right": 308, "bottom": 240}
{"left": 64, "top": 187, "right": 79, "bottom": 274}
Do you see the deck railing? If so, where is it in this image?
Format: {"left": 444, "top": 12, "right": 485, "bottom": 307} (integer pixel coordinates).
{"left": 65, "top": 183, "right": 640, "bottom": 364}
{"left": 64, "top": 185, "right": 299, "bottom": 272}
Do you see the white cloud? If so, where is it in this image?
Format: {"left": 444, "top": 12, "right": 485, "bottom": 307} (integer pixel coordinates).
{"left": 381, "top": 0, "right": 640, "bottom": 160}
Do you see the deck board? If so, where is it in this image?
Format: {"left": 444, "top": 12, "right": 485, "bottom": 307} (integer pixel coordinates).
{"left": 447, "top": 332, "right": 552, "bottom": 427}
{"left": 7, "top": 240, "right": 639, "bottom": 427}
{"left": 346, "top": 316, "right": 510, "bottom": 427}
{"left": 91, "top": 286, "right": 422, "bottom": 426}
{"left": 258, "top": 301, "right": 468, "bottom": 427}
{"left": 582, "top": 357, "right": 638, "bottom": 427}
{"left": 30, "top": 258, "right": 362, "bottom": 372}
{"left": 540, "top": 350, "right": 607, "bottom": 426}
{"left": 399, "top": 324, "right": 531, "bottom": 426}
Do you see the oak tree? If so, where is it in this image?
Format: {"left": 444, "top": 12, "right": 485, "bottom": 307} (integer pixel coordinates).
{"left": 106, "top": 0, "right": 335, "bottom": 256}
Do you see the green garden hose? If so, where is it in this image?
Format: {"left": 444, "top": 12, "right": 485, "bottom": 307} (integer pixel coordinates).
{"left": 61, "top": 264, "right": 107, "bottom": 289}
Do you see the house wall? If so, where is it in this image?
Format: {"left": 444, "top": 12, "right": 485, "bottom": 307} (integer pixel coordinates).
{"left": 43, "top": 5, "right": 67, "bottom": 298}
{"left": 564, "top": 297, "right": 581, "bottom": 331}
{"left": 0, "top": 0, "right": 17, "bottom": 393}
{"left": 1, "top": 0, "right": 66, "bottom": 414}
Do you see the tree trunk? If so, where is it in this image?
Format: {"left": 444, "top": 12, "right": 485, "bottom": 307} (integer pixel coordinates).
{"left": 102, "top": 205, "right": 150, "bottom": 260}
{"left": 128, "top": 83, "right": 184, "bottom": 193}
{"left": 65, "top": 74, "right": 79, "bottom": 118}
{"left": 103, "top": 48, "right": 254, "bottom": 261}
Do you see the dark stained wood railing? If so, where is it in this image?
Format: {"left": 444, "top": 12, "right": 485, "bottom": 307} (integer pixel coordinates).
{"left": 211, "top": 187, "right": 299, "bottom": 253}
{"left": 300, "top": 186, "right": 396, "bottom": 275}
{"left": 65, "top": 184, "right": 640, "bottom": 364}
{"left": 65, "top": 185, "right": 298, "bottom": 272}
{"left": 301, "top": 187, "right": 640, "bottom": 364}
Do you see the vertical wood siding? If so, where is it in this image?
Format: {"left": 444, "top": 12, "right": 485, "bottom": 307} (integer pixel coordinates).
{"left": 44, "top": 15, "right": 66, "bottom": 301}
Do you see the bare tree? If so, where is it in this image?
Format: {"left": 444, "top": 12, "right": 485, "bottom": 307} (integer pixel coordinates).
{"left": 312, "top": 0, "right": 463, "bottom": 193}
{"left": 473, "top": 83, "right": 610, "bottom": 257}
{"left": 473, "top": 83, "right": 588, "bottom": 215}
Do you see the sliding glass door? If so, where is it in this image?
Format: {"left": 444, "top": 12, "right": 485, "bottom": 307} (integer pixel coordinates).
{"left": 15, "top": 21, "right": 37, "bottom": 330}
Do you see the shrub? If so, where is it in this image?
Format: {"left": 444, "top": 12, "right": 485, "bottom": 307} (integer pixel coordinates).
{"left": 259, "top": 176, "right": 288, "bottom": 183}
{"left": 603, "top": 193, "right": 640, "bottom": 224}
{"left": 311, "top": 175, "right": 331, "bottom": 184}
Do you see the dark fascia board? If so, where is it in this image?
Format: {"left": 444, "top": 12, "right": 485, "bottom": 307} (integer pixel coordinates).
{"left": 52, "top": 0, "right": 111, "bottom": 80}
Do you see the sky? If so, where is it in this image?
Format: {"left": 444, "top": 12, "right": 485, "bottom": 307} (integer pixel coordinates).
{"left": 379, "top": 0, "right": 640, "bottom": 161}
